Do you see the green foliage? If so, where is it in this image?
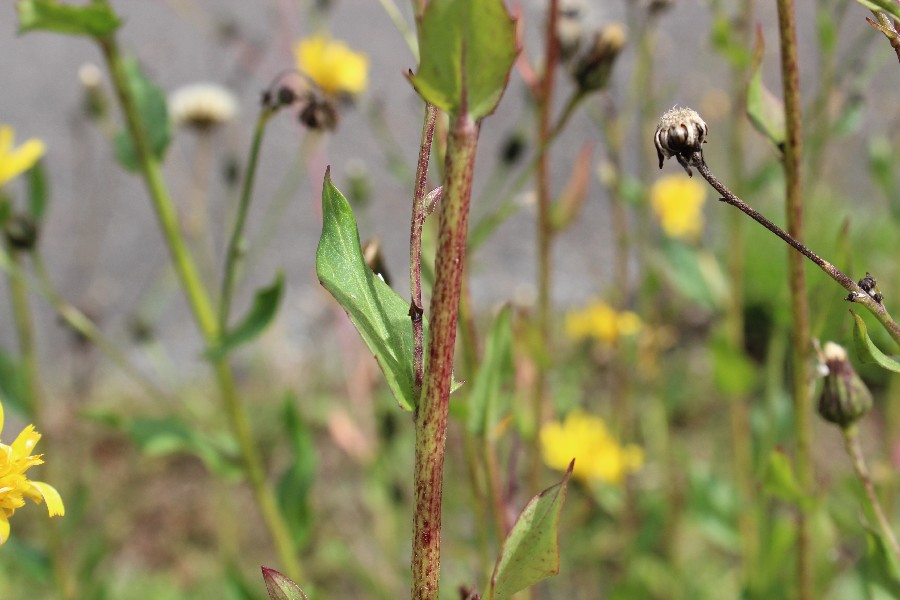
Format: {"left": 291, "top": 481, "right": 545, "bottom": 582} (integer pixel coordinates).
{"left": 206, "top": 273, "right": 285, "bottom": 360}
{"left": 746, "top": 27, "right": 786, "bottom": 150}
{"left": 488, "top": 462, "right": 571, "bottom": 600}
{"left": 26, "top": 160, "right": 48, "bottom": 221}
{"left": 656, "top": 240, "right": 728, "bottom": 311}
{"left": 113, "top": 58, "right": 171, "bottom": 171}
{"left": 17, "top": 0, "right": 121, "bottom": 38}
{"left": 0, "top": 349, "right": 28, "bottom": 417}
{"left": 855, "top": 0, "right": 900, "bottom": 21}
{"left": 276, "top": 395, "right": 316, "bottom": 551}
{"left": 851, "top": 311, "right": 900, "bottom": 373}
{"left": 408, "top": 0, "right": 517, "bottom": 119}
{"left": 465, "top": 306, "right": 513, "bottom": 436}
{"left": 862, "top": 528, "right": 900, "bottom": 596}
{"left": 316, "top": 171, "right": 423, "bottom": 412}
{"left": 762, "top": 450, "right": 814, "bottom": 511}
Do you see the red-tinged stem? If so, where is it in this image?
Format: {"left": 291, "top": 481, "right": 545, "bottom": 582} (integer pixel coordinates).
{"left": 412, "top": 114, "right": 480, "bottom": 600}
{"left": 410, "top": 103, "right": 438, "bottom": 397}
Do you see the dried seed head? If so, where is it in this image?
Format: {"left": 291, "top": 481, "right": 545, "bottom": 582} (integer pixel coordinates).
{"left": 817, "top": 342, "right": 873, "bottom": 429}
{"left": 298, "top": 95, "right": 339, "bottom": 131}
{"left": 654, "top": 106, "right": 708, "bottom": 176}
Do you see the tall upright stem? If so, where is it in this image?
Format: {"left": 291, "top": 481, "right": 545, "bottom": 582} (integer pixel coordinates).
{"left": 97, "top": 33, "right": 302, "bottom": 582}
{"left": 410, "top": 103, "right": 438, "bottom": 397}
{"left": 774, "top": 0, "right": 812, "bottom": 596}
{"left": 412, "top": 114, "right": 479, "bottom": 600}
{"left": 532, "top": 0, "right": 560, "bottom": 491}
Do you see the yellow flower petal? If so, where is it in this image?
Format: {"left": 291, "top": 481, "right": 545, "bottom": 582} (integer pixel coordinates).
{"left": 27, "top": 481, "right": 64, "bottom": 517}
{"left": 0, "top": 511, "right": 9, "bottom": 545}
{"left": 0, "top": 125, "right": 46, "bottom": 187}
{"left": 10, "top": 424, "right": 40, "bottom": 458}
{"left": 649, "top": 175, "right": 707, "bottom": 242}
{"left": 294, "top": 34, "right": 369, "bottom": 96}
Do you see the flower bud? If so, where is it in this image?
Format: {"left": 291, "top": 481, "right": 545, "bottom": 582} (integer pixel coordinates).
{"left": 817, "top": 342, "right": 873, "bottom": 428}
{"left": 654, "top": 106, "right": 708, "bottom": 176}
{"left": 572, "top": 23, "right": 627, "bottom": 93}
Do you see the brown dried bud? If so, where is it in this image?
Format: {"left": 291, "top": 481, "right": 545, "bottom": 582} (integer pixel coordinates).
{"left": 4, "top": 213, "right": 39, "bottom": 251}
{"left": 572, "top": 23, "right": 627, "bottom": 93}
{"left": 654, "top": 106, "right": 708, "bottom": 176}
{"left": 817, "top": 342, "right": 873, "bottom": 429}
{"left": 299, "top": 96, "right": 339, "bottom": 131}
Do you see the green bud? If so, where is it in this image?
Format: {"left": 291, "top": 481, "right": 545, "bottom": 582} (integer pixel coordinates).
{"left": 817, "top": 342, "right": 873, "bottom": 428}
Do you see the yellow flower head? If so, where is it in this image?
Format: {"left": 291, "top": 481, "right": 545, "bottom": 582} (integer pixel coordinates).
{"left": 564, "top": 301, "right": 641, "bottom": 345}
{"left": 649, "top": 174, "right": 707, "bottom": 241}
{"left": 0, "top": 401, "right": 64, "bottom": 546}
{"left": 294, "top": 34, "right": 369, "bottom": 97}
{"left": 0, "top": 125, "right": 45, "bottom": 188}
{"left": 540, "top": 410, "right": 643, "bottom": 484}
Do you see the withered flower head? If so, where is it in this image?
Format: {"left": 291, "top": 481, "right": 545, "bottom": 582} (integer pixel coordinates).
{"left": 572, "top": 22, "right": 627, "bottom": 93}
{"left": 654, "top": 106, "right": 708, "bottom": 176}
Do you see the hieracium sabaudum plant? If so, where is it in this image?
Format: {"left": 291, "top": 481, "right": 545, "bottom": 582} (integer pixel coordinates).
{"left": 6, "top": 0, "right": 900, "bottom": 598}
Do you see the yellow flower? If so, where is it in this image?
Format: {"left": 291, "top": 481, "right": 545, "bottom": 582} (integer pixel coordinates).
{"left": 0, "top": 125, "right": 45, "bottom": 188}
{"left": 649, "top": 174, "right": 707, "bottom": 241}
{"left": 540, "top": 410, "right": 643, "bottom": 484}
{"left": 0, "top": 400, "right": 64, "bottom": 545}
{"left": 294, "top": 34, "right": 369, "bottom": 96}
{"left": 564, "top": 301, "right": 641, "bottom": 345}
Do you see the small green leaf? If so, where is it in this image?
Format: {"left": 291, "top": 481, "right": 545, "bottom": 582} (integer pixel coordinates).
{"left": 17, "top": 0, "right": 121, "bottom": 37}
{"left": 851, "top": 311, "right": 900, "bottom": 373}
{"left": 262, "top": 567, "right": 308, "bottom": 600}
{"left": 488, "top": 461, "right": 572, "bottom": 600}
{"left": 746, "top": 26, "right": 785, "bottom": 150}
{"left": 862, "top": 527, "right": 900, "bottom": 596}
{"left": 114, "top": 58, "right": 171, "bottom": 171}
{"left": 762, "top": 450, "right": 813, "bottom": 510}
{"left": 656, "top": 240, "right": 728, "bottom": 310}
{"left": 316, "top": 171, "right": 425, "bottom": 411}
{"left": 121, "top": 416, "right": 242, "bottom": 480}
{"left": 466, "top": 306, "right": 513, "bottom": 436}
{"left": 277, "top": 395, "right": 316, "bottom": 551}
{"left": 855, "top": 0, "right": 900, "bottom": 21}
{"left": 206, "top": 272, "right": 285, "bottom": 360}
{"left": 408, "top": 0, "right": 517, "bottom": 120}
{"left": 26, "top": 160, "right": 49, "bottom": 221}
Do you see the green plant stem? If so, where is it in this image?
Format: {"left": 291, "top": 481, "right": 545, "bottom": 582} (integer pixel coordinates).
{"left": 694, "top": 162, "right": 900, "bottom": 347}
{"left": 412, "top": 113, "right": 480, "bottom": 600}
{"left": 774, "top": 0, "right": 812, "bottom": 595}
{"left": 97, "top": 33, "right": 302, "bottom": 582}
{"left": 4, "top": 247, "right": 76, "bottom": 600}
{"left": 219, "top": 107, "right": 274, "bottom": 332}
{"left": 843, "top": 426, "right": 900, "bottom": 560}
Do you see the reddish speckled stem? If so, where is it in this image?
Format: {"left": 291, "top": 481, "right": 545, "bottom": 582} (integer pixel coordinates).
{"left": 412, "top": 114, "right": 480, "bottom": 600}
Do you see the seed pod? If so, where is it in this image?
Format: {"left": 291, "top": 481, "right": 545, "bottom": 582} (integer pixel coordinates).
{"left": 654, "top": 106, "right": 708, "bottom": 176}
{"left": 817, "top": 342, "right": 873, "bottom": 429}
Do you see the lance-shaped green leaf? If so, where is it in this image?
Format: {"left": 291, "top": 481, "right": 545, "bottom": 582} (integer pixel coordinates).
{"left": 851, "top": 311, "right": 900, "bottom": 373}
{"left": 276, "top": 394, "right": 316, "bottom": 551}
{"left": 114, "top": 58, "right": 171, "bottom": 171}
{"left": 855, "top": 0, "right": 900, "bottom": 21}
{"left": 762, "top": 450, "right": 814, "bottom": 511}
{"left": 487, "top": 461, "right": 572, "bottom": 600}
{"left": 316, "top": 170, "right": 421, "bottom": 411}
{"left": 408, "top": 0, "right": 517, "bottom": 120}
{"left": 27, "top": 160, "right": 49, "bottom": 222}
{"left": 466, "top": 306, "right": 513, "bottom": 436}
{"left": 262, "top": 567, "right": 308, "bottom": 600}
{"left": 746, "top": 25, "right": 785, "bottom": 151}
{"left": 17, "top": 0, "right": 121, "bottom": 38}
{"left": 206, "top": 272, "right": 284, "bottom": 360}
